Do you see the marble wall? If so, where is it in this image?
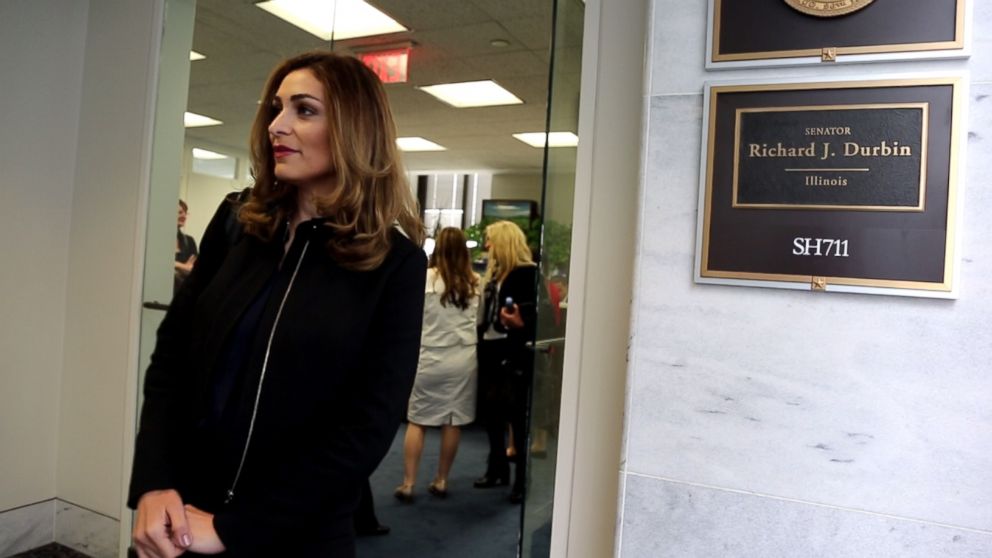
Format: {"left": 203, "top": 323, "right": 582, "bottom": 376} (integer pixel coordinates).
{"left": 618, "top": 2, "right": 992, "bottom": 556}
{"left": 0, "top": 500, "right": 117, "bottom": 558}
{"left": 0, "top": 502, "right": 54, "bottom": 558}
{"left": 55, "top": 502, "right": 119, "bottom": 558}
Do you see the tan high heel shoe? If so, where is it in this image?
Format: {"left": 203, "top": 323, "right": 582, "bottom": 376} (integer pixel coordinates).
{"left": 393, "top": 484, "right": 414, "bottom": 503}
{"left": 427, "top": 479, "right": 448, "bottom": 498}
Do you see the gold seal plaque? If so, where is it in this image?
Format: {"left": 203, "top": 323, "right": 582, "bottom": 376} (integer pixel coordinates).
{"left": 784, "top": 0, "right": 875, "bottom": 17}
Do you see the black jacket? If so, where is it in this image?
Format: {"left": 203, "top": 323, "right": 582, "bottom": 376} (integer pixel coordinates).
{"left": 497, "top": 265, "right": 538, "bottom": 351}
{"left": 480, "top": 264, "right": 538, "bottom": 363}
{"left": 128, "top": 197, "right": 426, "bottom": 556}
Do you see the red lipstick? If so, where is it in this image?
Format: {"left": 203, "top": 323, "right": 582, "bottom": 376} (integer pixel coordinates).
{"left": 273, "top": 145, "right": 298, "bottom": 158}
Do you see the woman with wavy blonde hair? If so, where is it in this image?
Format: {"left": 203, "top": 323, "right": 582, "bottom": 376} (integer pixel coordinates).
{"left": 129, "top": 51, "right": 426, "bottom": 557}
{"left": 482, "top": 220, "right": 535, "bottom": 284}
{"left": 394, "top": 227, "right": 481, "bottom": 502}
{"left": 473, "top": 220, "right": 538, "bottom": 504}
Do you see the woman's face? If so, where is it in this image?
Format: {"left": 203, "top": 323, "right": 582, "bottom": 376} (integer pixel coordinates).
{"left": 177, "top": 203, "right": 187, "bottom": 228}
{"left": 268, "top": 68, "right": 334, "bottom": 190}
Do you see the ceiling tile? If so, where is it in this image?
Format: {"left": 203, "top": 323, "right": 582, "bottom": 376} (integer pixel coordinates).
{"left": 371, "top": 0, "right": 493, "bottom": 32}
{"left": 468, "top": 0, "right": 552, "bottom": 21}
{"left": 499, "top": 16, "right": 553, "bottom": 51}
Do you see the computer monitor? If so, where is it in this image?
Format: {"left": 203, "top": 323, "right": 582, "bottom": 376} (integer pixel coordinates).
{"left": 481, "top": 199, "right": 539, "bottom": 222}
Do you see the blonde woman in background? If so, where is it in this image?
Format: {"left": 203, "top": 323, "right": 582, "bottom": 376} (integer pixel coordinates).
{"left": 395, "top": 227, "right": 481, "bottom": 501}
{"left": 473, "top": 220, "right": 537, "bottom": 504}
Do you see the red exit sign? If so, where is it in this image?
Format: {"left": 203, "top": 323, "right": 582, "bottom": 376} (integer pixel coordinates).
{"left": 359, "top": 48, "right": 410, "bottom": 84}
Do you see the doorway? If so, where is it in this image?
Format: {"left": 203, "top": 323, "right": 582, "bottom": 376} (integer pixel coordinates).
{"left": 134, "top": 1, "right": 584, "bottom": 556}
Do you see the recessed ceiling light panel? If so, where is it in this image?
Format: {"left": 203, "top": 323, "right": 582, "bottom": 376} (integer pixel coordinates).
{"left": 512, "top": 132, "right": 579, "bottom": 148}
{"left": 256, "top": 0, "right": 407, "bottom": 41}
{"left": 396, "top": 137, "right": 447, "bottom": 152}
{"left": 418, "top": 80, "right": 523, "bottom": 108}
{"left": 184, "top": 112, "right": 223, "bottom": 128}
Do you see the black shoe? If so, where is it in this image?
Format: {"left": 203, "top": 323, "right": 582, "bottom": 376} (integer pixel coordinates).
{"left": 473, "top": 472, "right": 509, "bottom": 488}
{"left": 355, "top": 523, "right": 391, "bottom": 537}
{"left": 509, "top": 489, "right": 525, "bottom": 504}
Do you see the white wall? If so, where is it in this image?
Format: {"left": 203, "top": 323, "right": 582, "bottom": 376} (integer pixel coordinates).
{"left": 491, "top": 172, "right": 543, "bottom": 205}
{"left": 618, "top": 3, "right": 992, "bottom": 556}
{"left": 543, "top": 149, "right": 576, "bottom": 226}
{"left": 490, "top": 165, "right": 576, "bottom": 225}
{"left": 0, "top": 0, "right": 88, "bottom": 514}
{"left": 57, "top": 0, "right": 162, "bottom": 519}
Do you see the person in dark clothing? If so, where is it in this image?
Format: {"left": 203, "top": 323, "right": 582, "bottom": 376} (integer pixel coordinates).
{"left": 175, "top": 199, "right": 198, "bottom": 294}
{"left": 128, "top": 52, "right": 426, "bottom": 558}
{"left": 353, "top": 479, "right": 390, "bottom": 537}
{"left": 473, "top": 220, "right": 538, "bottom": 504}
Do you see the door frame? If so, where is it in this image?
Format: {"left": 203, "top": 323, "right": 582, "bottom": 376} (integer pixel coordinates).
{"left": 117, "top": 0, "right": 649, "bottom": 555}
{"left": 548, "top": 0, "right": 647, "bottom": 556}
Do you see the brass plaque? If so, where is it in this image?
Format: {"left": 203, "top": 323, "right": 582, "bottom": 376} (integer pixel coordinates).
{"left": 711, "top": 0, "right": 967, "bottom": 65}
{"left": 731, "top": 103, "right": 929, "bottom": 212}
{"left": 698, "top": 77, "right": 964, "bottom": 295}
{"left": 784, "top": 0, "right": 875, "bottom": 18}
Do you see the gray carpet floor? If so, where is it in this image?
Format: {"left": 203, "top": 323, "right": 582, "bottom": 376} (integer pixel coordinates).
{"left": 357, "top": 424, "right": 522, "bottom": 558}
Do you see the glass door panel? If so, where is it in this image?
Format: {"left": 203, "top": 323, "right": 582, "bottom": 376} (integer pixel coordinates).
{"left": 136, "top": 0, "right": 196, "bottom": 428}
{"left": 135, "top": 1, "right": 586, "bottom": 556}
{"left": 128, "top": 0, "right": 196, "bottom": 551}
{"left": 522, "top": 0, "right": 585, "bottom": 555}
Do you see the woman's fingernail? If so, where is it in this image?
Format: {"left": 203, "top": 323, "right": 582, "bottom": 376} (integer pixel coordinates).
{"left": 183, "top": 534, "right": 191, "bottom": 546}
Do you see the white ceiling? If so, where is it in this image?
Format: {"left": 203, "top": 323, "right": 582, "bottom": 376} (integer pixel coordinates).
{"left": 185, "top": 0, "right": 583, "bottom": 173}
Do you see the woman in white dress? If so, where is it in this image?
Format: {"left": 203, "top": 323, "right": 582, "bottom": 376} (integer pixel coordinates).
{"left": 395, "top": 227, "right": 481, "bottom": 501}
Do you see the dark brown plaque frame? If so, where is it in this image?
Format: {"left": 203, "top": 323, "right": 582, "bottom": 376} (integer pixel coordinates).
{"left": 709, "top": 0, "right": 967, "bottom": 65}
{"left": 696, "top": 77, "right": 965, "bottom": 296}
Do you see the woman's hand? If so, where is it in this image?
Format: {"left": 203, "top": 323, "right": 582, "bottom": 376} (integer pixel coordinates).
{"left": 132, "top": 489, "right": 191, "bottom": 558}
{"left": 499, "top": 304, "right": 525, "bottom": 329}
{"left": 184, "top": 505, "right": 226, "bottom": 554}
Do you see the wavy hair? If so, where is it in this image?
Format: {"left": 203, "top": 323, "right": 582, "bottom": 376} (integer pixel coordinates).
{"left": 239, "top": 51, "right": 423, "bottom": 270}
{"left": 429, "top": 227, "right": 479, "bottom": 310}
{"left": 484, "top": 220, "right": 535, "bottom": 284}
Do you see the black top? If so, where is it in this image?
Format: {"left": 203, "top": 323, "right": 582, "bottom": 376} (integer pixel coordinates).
{"left": 130, "top": 198, "right": 427, "bottom": 556}
{"left": 480, "top": 264, "right": 539, "bottom": 365}
{"left": 175, "top": 231, "right": 199, "bottom": 293}
{"left": 176, "top": 230, "right": 198, "bottom": 263}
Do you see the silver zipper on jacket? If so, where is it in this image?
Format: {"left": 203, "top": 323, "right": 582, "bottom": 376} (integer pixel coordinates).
{"left": 225, "top": 239, "right": 311, "bottom": 504}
